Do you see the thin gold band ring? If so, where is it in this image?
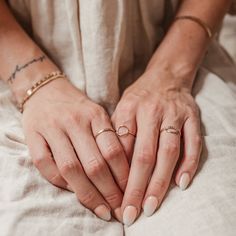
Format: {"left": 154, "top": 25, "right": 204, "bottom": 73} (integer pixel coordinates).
{"left": 160, "top": 126, "right": 181, "bottom": 136}
{"left": 116, "top": 125, "right": 136, "bottom": 138}
{"left": 94, "top": 128, "right": 115, "bottom": 138}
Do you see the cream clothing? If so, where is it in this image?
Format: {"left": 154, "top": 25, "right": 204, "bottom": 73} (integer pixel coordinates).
{"left": 0, "top": 0, "right": 236, "bottom": 235}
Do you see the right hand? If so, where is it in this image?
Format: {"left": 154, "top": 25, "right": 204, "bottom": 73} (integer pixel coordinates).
{"left": 22, "top": 77, "right": 129, "bottom": 221}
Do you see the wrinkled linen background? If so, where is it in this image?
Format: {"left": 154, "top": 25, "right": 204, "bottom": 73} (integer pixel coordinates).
{"left": 0, "top": 1, "right": 236, "bottom": 235}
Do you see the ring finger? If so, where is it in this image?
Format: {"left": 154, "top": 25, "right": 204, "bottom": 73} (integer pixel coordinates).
{"left": 143, "top": 118, "right": 183, "bottom": 217}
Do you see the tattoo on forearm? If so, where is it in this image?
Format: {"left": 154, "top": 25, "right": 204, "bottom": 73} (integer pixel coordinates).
{"left": 7, "top": 55, "right": 46, "bottom": 84}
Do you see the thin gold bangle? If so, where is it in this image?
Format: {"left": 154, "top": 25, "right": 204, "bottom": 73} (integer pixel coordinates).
{"left": 18, "top": 71, "right": 66, "bottom": 113}
{"left": 174, "top": 15, "right": 213, "bottom": 39}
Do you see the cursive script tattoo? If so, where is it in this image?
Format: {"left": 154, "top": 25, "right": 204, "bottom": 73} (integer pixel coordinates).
{"left": 7, "top": 55, "right": 46, "bottom": 84}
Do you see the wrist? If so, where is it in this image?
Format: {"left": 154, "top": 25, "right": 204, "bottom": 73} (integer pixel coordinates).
{"left": 10, "top": 61, "right": 59, "bottom": 104}
{"left": 145, "top": 58, "right": 197, "bottom": 91}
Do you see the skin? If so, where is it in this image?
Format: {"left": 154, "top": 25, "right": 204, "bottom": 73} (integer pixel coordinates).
{"left": 0, "top": 0, "right": 232, "bottom": 223}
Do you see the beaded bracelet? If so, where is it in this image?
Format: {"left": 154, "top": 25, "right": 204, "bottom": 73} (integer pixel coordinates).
{"left": 18, "top": 71, "right": 66, "bottom": 113}
{"left": 174, "top": 15, "right": 213, "bottom": 39}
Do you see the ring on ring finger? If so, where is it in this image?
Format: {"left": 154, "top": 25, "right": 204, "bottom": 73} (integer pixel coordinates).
{"left": 160, "top": 126, "right": 181, "bottom": 136}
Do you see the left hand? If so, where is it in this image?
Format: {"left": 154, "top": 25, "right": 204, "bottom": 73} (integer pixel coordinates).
{"left": 112, "top": 67, "right": 202, "bottom": 225}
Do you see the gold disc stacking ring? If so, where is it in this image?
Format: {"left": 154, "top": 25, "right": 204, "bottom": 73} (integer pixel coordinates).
{"left": 95, "top": 128, "right": 115, "bottom": 138}
{"left": 160, "top": 126, "right": 181, "bottom": 135}
{"left": 116, "top": 125, "right": 136, "bottom": 137}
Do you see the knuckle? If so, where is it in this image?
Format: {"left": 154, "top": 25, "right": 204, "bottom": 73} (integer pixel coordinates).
{"left": 116, "top": 100, "right": 135, "bottom": 114}
{"left": 59, "top": 160, "right": 80, "bottom": 176}
{"left": 65, "top": 113, "right": 78, "bottom": 124}
{"left": 103, "top": 144, "right": 123, "bottom": 161}
{"left": 89, "top": 105, "right": 106, "bottom": 119}
{"left": 185, "top": 156, "right": 199, "bottom": 170}
{"left": 142, "top": 101, "right": 158, "bottom": 115}
{"left": 104, "top": 192, "right": 121, "bottom": 205}
{"left": 49, "top": 173, "right": 62, "bottom": 184}
{"left": 162, "top": 142, "right": 179, "bottom": 155}
{"left": 79, "top": 190, "right": 97, "bottom": 206}
{"left": 135, "top": 151, "right": 155, "bottom": 166}
{"left": 130, "top": 188, "right": 145, "bottom": 200}
{"left": 32, "top": 154, "right": 47, "bottom": 169}
{"left": 152, "top": 178, "right": 167, "bottom": 192}
{"left": 85, "top": 159, "right": 105, "bottom": 178}
{"left": 64, "top": 114, "right": 80, "bottom": 130}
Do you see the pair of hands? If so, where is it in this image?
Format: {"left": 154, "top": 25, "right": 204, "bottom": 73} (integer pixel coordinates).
{"left": 22, "top": 68, "right": 202, "bottom": 225}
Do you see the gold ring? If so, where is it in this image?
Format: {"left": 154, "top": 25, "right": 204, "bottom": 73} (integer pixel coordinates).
{"left": 116, "top": 125, "right": 136, "bottom": 137}
{"left": 160, "top": 126, "right": 181, "bottom": 135}
{"left": 95, "top": 128, "right": 115, "bottom": 138}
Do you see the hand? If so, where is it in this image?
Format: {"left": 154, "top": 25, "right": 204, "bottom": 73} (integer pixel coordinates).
{"left": 22, "top": 78, "right": 129, "bottom": 221}
{"left": 112, "top": 68, "right": 202, "bottom": 225}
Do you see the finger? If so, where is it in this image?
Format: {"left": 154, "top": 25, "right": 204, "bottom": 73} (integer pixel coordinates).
{"left": 143, "top": 118, "right": 183, "bottom": 217}
{"left": 92, "top": 113, "right": 130, "bottom": 192}
{"left": 111, "top": 106, "right": 136, "bottom": 163}
{"left": 66, "top": 120, "right": 123, "bottom": 215}
{"left": 121, "top": 109, "right": 160, "bottom": 226}
{"left": 26, "top": 132, "right": 71, "bottom": 192}
{"left": 175, "top": 117, "right": 202, "bottom": 190}
{"left": 44, "top": 128, "right": 112, "bottom": 221}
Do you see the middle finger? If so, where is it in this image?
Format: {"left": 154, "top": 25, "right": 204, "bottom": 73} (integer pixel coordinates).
{"left": 121, "top": 109, "right": 160, "bottom": 226}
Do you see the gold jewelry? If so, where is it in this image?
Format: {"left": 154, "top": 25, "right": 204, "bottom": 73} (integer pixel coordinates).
{"left": 18, "top": 71, "right": 66, "bottom": 113}
{"left": 174, "top": 15, "right": 213, "bottom": 39}
{"left": 160, "top": 126, "right": 181, "bottom": 136}
{"left": 95, "top": 128, "right": 115, "bottom": 138}
{"left": 116, "top": 125, "right": 136, "bottom": 137}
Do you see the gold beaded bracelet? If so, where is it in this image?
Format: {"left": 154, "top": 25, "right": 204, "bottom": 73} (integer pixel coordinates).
{"left": 18, "top": 71, "right": 66, "bottom": 113}
{"left": 174, "top": 15, "right": 213, "bottom": 39}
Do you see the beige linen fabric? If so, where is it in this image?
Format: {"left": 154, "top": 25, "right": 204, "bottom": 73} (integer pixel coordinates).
{"left": 0, "top": 0, "right": 236, "bottom": 235}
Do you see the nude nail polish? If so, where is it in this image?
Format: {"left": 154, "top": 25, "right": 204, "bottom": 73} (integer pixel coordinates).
{"left": 123, "top": 205, "right": 137, "bottom": 226}
{"left": 94, "top": 204, "right": 111, "bottom": 221}
{"left": 114, "top": 207, "right": 123, "bottom": 223}
{"left": 143, "top": 196, "right": 159, "bottom": 217}
{"left": 179, "top": 172, "right": 191, "bottom": 190}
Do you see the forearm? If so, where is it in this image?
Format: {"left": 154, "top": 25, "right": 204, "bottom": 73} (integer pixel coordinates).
{"left": 147, "top": 0, "right": 232, "bottom": 89}
{"left": 0, "top": 1, "right": 58, "bottom": 103}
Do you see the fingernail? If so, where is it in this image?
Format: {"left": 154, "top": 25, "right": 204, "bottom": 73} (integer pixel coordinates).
{"left": 94, "top": 204, "right": 111, "bottom": 221}
{"left": 123, "top": 205, "right": 137, "bottom": 226}
{"left": 114, "top": 207, "right": 123, "bottom": 223}
{"left": 143, "top": 196, "right": 159, "bottom": 217}
{"left": 66, "top": 185, "right": 73, "bottom": 192}
{"left": 179, "top": 172, "right": 191, "bottom": 190}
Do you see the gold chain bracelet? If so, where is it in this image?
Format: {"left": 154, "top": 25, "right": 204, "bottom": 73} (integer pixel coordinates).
{"left": 18, "top": 71, "right": 66, "bottom": 113}
{"left": 174, "top": 15, "right": 213, "bottom": 39}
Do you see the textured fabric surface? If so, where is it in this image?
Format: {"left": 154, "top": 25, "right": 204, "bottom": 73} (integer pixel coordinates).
{"left": 0, "top": 0, "right": 236, "bottom": 235}
{"left": 220, "top": 15, "right": 236, "bottom": 62}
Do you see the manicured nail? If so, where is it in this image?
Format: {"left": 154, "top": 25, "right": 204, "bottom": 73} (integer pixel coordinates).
{"left": 143, "top": 196, "right": 159, "bottom": 217}
{"left": 123, "top": 205, "right": 137, "bottom": 226}
{"left": 114, "top": 207, "right": 123, "bottom": 223}
{"left": 179, "top": 172, "right": 191, "bottom": 190}
{"left": 66, "top": 185, "right": 73, "bottom": 192}
{"left": 94, "top": 204, "right": 111, "bottom": 221}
